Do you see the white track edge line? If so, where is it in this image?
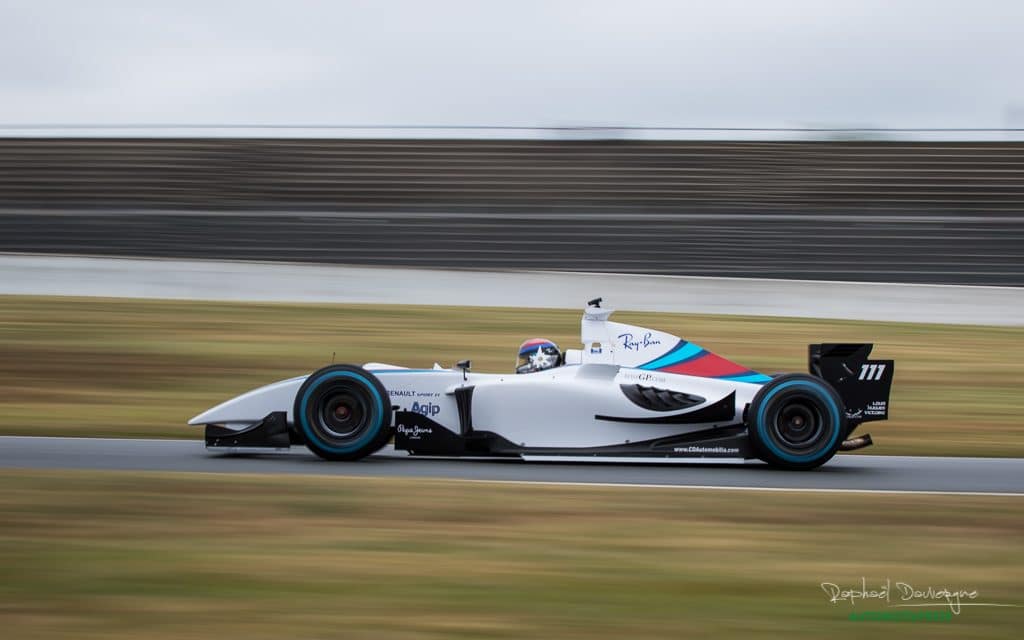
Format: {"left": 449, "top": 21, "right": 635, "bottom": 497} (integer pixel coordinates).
{"left": 0, "top": 254, "right": 1015, "bottom": 294}
{"left": 414, "top": 478, "right": 1024, "bottom": 497}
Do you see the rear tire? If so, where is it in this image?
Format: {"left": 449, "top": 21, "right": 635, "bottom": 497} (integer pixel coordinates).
{"left": 293, "top": 364, "right": 392, "bottom": 461}
{"left": 747, "top": 374, "right": 846, "bottom": 470}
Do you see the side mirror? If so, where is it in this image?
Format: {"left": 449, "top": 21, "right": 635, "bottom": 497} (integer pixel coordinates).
{"left": 456, "top": 359, "right": 472, "bottom": 381}
{"left": 588, "top": 297, "right": 603, "bottom": 308}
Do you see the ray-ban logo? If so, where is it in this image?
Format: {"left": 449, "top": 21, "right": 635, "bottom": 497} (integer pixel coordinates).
{"left": 618, "top": 332, "right": 661, "bottom": 351}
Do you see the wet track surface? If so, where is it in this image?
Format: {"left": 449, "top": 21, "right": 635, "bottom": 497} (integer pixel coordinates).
{"left": 1, "top": 212, "right": 1022, "bottom": 286}
{"left": 2, "top": 437, "right": 1022, "bottom": 495}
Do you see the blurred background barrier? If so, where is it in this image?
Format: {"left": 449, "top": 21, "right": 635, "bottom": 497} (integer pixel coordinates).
{"left": 1, "top": 137, "right": 1021, "bottom": 284}
{"left": 2, "top": 138, "right": 1023, "bottom": 213}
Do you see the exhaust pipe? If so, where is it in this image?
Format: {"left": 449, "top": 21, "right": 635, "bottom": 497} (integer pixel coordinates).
{"left": 840, "top": 433, "right": 873, "bottom": 451}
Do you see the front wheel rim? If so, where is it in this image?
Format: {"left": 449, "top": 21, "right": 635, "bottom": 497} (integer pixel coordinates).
{"left": 308, "top": 382, "right": 376, "bottom": 446}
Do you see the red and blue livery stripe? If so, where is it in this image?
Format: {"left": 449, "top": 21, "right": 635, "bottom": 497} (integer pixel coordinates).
{"left": 638, "top": 340, "right": 770, "bottom": 383}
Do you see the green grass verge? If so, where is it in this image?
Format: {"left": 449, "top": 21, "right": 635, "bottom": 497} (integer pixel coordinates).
{"left": 0, "top": 470, "right": 1019, "bottom": 639}
{"left": 1, "top": 295, "right": 1022, "bottom": 456}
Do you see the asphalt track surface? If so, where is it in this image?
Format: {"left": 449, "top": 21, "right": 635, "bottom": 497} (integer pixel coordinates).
{"left": 1, "top": 211, "right": 1022, "bottom": 286}
{"left": 2, "top": 437, "right": 1022, "bottom": 495}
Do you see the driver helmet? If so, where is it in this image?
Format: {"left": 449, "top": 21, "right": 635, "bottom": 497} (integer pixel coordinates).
{"left": 516, "top": 338, "right": 562, "bottom": 374}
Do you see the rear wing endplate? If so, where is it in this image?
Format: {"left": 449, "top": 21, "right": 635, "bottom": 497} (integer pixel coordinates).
{"left": 809, "top": 344, "right": 894, "bottom": 424}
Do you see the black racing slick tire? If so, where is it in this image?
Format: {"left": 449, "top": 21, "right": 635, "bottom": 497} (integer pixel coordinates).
{"left": 746, "top": 373, "right": 847, "bottom": 470}
{"left": 293, "top": 364, "right": 393, "bottom": 461}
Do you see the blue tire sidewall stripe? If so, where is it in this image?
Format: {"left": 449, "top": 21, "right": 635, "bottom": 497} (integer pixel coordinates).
{"left": 755, "top": 380, "right": 841, "bottom": 463}
{"left": 299, "top": 370, "right": 385, "bottom": 454}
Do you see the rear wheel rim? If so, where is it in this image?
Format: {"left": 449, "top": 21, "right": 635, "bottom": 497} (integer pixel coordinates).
{"left": 774, "top": 400, "right": 823, "bottom": 449}
{"left": 766, "top": 392, "right": 833, "bottom": 456}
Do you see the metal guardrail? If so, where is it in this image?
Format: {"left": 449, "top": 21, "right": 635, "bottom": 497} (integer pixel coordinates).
{"left": 0, "top": 138, "right": 1021, "bottom": 213}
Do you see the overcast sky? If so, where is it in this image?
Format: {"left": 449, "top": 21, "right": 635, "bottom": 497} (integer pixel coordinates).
{"left": 1, "top": 0, "right": 1022, "bottom": 137}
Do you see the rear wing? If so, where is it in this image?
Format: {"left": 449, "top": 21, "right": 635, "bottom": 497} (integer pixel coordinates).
{"left": 809, "top": 344, "right": 894, "bottom": 425}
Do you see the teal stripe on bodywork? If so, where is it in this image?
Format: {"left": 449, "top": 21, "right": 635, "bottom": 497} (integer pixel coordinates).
{"left": 638, "top": 341, "right": 705, "bottom": 370}
{"left": 721, "top": 372, "right": 772, "bottom": 384}
{"left": 368, "top": 369, "right": 445, "bottom": 374}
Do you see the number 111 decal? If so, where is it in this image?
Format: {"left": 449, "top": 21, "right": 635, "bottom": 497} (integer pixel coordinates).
{"left": 858, "top": 363, "right": 887, "bottom": 381}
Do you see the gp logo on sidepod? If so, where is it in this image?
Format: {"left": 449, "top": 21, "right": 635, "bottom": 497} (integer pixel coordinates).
{"left": 411, "top": 401, "right": 441, "bottom": 417}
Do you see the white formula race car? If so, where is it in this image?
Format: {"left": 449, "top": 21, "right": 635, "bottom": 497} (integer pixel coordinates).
{"left": 190, "top": 299, "right": 893, "bottom": 470}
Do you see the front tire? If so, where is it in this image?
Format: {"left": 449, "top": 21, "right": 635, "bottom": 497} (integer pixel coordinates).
{"left": 747, "top": 374, "right": 846, "bottom": 470}
{"left": 293, "top": 364, "right": 392, "bottom": 461}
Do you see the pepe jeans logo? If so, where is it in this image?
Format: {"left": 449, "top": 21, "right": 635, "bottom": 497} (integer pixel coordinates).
{"left": 410, "top": 401, "right": 440, "bottom": 417}
{"left": 396, "top": 424, "right": 433, "bottom": 439}
{"left": 618, "top": 332, "right": 662, "bottom": 351}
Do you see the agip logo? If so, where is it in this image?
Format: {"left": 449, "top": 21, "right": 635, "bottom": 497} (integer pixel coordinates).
{"left": 410, "top": 401, "right": 441, "bottom": 417}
